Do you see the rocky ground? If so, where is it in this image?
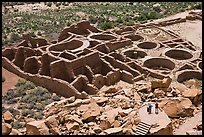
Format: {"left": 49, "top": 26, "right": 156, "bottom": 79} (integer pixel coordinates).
{"left": 2, "top": 76, "right": 202, "bottom": 135}
{"left": 2, "top": 4, "right": 202, "bottom": 135}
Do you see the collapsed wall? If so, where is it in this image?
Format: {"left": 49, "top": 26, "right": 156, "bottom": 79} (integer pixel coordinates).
{"left": 2, "top": 20, "right": 202, "bottom": 98}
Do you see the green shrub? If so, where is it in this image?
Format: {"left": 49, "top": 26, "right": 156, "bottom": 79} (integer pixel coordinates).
{"left": 21, "top": 109, "right": 30, "bottom": 116}
{"left": 27, "top": 110, "right": 35, "bottom": 118}
{"left": 7, "top": 98, "right": 19, "bottom": 104}
{"left": 17, "top": 103, "right": 26, "bottom": 109}
{"left": 15, "top": 79, "right": 35, "bottom": 95}
{"left": 33, "top": 112, "right": 44, "bottom": 120}
{"left": 41, "top": 92, "right": 51, "bottom": 101}
{"left": 45, "top": 99, "right": 54, "bottom": 105}
{"left": 25, "top": 103, "right": 35, "bottom": 109}
{"left": 12, "top": 121, "right": 24, "bottom": 129}
{"left": 89, "top": 16, "right": 97, "bottom": 24}
{"left": 47, "top": 2, "right": 52, "bottom": 7}
{"left": 34, "top": 103, "right": 44, "bottom": 111}
{"left": 52, "top": 95, "right": 61, "bottom": 101}
{"left": 99, "top": 21, "right": 113, "bottom": 30}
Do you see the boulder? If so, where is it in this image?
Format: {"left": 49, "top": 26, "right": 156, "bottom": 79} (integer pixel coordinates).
{"left": 45, "top": 115, "right": 58, "bottom": 129}
{"left": 114, "top": 95, "right": 129, "bottom": 100}
{"left": 185, "top": 79, "right": 196, "bottom": 88}
{"left": 162, "top": 77, "right": 172, "bottom": 88}
{"left": 123, "top": 88, "right": 133, "bottom": 97}
{"left": 24, "top": 117, "right": 36, "bottom": 124}
{"left": 64, "top": 114, "right": 83, "bottom": 125}
{"left": 2, "top": 123, "right": 12, "bottom": 135}
{"left": 50, "top": 127, "right": 61, "bottom": 135}
{"left": 78, "top": 99, "right": 100, "bottom": 122}
{"left": 113, "top": 120, "right": 121, "bottom": 127}
{"left": 182, "top": 88, "right": 202, "bottom": 105}
{"left": 122, "top": 128, "right": 134, "bottom": 135}
{"left": 99, "top": 119, "right": 111, "bottom": 130}
{"left": 153, "top": 88, "right": 165, "bottom": 98}
{"left": 67, "top": 96, "right": 76, "bottom": 103}
{"left": 119, "top": 108, "right": 133, "bottom": 116}
{"left": 196, "top": 121, "right": 202, "bottom": 130}
{"left": 151, "top": 77, "right": 172, "bottom": 89}
{"left": 93, "top": 126, "right": 102, "bottom": 134}
{"left": 104, "top": 127, "right": 123, "bottom": 135}
{"left": 159, "top": 97, "right": 194, "bottom": 118}
{"left": 26, "top": 120, "right": 50, "bottom": 135}
{"left": 3, "top": 111, "right": 13, "bottom": 123}
{"left": 175, "top": 83, "right": 188, "bottom": 93}
{"left": 66, "top": 122, "right": 79, "bottom": 130}
{"left": 151, "top": 79, "right": 162, "bottom": 89}
{"left": 100, "top": 107, "right": 122, "bottom": 125}
{"left": 134, "top": 92, "right": 141, "bottom": 101}
{"left": 9, "top": 128, "right": 22, "bottom": 135}
{"left": 92, "top": 97, "right": 108, "bottom": 106}
{"left": 103, "top": 86, "right": 118, "bottom": 94}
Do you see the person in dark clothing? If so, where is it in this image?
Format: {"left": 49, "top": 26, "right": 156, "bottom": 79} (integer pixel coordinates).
{"left": 155, "top": 102, "right": 159, "bottom": 114}
{"left": 148, "top": 103, "right": 153, "bottom": 114}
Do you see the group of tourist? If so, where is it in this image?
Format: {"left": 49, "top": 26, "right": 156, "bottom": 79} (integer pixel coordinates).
{"left": 147, "top": 102, "right": 159, "bottom": 114}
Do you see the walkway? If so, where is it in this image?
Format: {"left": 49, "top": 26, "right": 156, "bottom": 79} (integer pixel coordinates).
{"left": 138, "top": 103, "right": 172, "bottom": 134}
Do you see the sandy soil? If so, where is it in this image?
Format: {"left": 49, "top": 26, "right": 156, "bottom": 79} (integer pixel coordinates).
{"left": 152, "top": 10, "right": 202, "bottom": 50}
{"left": 163, "top": 20, "right": 202, "bottom": 50}
{"left": 2, "top": 67, "right": 22, "bottom": 95}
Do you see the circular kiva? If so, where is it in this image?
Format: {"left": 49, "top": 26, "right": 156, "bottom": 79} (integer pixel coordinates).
{"left": 143, "top": 57, "right": 175, "bottom": 71}
{"left": 177, "top": 70, "right": 202, "bottom": 83}
{"left": 164, "top": 48, "right": 193, "bottom": 60}
{"left": 197, "top": 61, "right": 202, "bottom": 70}
{"left": 123, "top": 49, "right": 147, "bottom": 59}
{"left": 48, "top": 39, "right": 90, "bottom": 53}
{"left": 89, "top": 33, "right": 117, "bottom": 41}
{"left": 123, "top": 34, "right": 144, "bottom": 41}
{"left": 137, "top": 41, "right": 158, "bottom": 49}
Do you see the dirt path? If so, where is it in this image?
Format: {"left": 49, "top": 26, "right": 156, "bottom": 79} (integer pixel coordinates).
{"left": 2, "top": 67, "right": 22, "bottom": 95}
{"left": 174, "top": 111, "right": 202, "bottom": 135}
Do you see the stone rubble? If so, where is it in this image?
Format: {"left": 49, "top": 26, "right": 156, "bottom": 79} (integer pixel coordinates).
{"left": 1, "top": 10, "right": 202, "bottom": 135}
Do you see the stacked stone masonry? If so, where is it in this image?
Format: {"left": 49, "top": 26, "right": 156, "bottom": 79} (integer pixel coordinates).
{"left": 2, "top": 20, "right": 202, "bottom": 99}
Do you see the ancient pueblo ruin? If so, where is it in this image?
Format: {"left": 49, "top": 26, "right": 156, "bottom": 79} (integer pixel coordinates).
{"left": 2, "top": 11, "right": 202, "bottom": 135}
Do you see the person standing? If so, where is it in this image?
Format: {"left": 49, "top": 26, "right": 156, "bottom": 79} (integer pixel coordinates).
{"left": 148, "top": 103, "right": 153, "bottom": 114}
{"left": 155, "top": 102, "right": 159, "bottom": 114}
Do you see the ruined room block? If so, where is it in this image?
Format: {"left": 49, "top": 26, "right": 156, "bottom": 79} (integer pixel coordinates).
{"left": 121, "top": 70, "right": 134, "bottom": 84}
{"left": 23, "top": 57, "right": 41, "bottom": 74}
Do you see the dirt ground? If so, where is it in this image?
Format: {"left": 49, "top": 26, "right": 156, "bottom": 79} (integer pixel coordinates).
{"left": 2, "top": 67, "right": 22, "bottom": 95}
{"left": 153, "top": 10, "right": 202, "bottom": 50}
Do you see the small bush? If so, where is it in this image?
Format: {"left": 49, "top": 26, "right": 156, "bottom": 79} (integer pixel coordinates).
{"left": 21, "top": 109, "right": 30, "bottom": 116}
{"left": 47, "top": 2, "right": 52, "bottom": 7}
{"left": 12, "top": 121, "right": 24, "bottom": 129}
{"left": 45, "top": 99, "right": 54, "bottom": 105}
{"left": 41, "top": 92, "right": 51, "bottom": 101}
{"left": 33, "top": 112, "right": 44, "bottom": 120}
{"left": 27, "top": 110, "right": 35, "bottom": 118}
{"left": 34, "top": 103, "right": 44, "bottom": 111}
{"left": 17, "top": 103, "right": 26, "bottom": 109}
{"left": 52, "top": 95, "right": 61, "bottom": 101}
{"left": 25, "top": 103, "right": 35, "bottom": 109}
{"left": 89, "top": 16, "right": 97, "bottom": 24}
{"left": 7, "top": 98, "right": 19, "bottom": 104}
{"left": 99, "top": 21, "right": 113, "bottom": 30}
